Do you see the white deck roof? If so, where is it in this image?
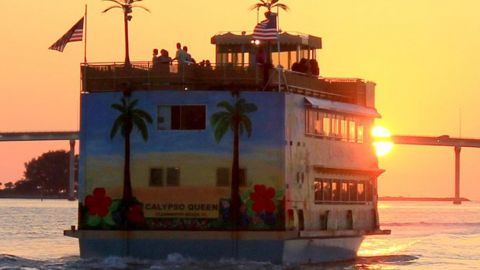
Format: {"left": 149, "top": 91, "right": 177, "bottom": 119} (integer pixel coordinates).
{"left": 304, "top": 97, "right": 381, "bottom": 118}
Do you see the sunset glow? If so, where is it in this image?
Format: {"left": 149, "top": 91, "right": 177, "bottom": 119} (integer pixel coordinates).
{"left": 372, "top": 126, "right": 394, "bottom": 157}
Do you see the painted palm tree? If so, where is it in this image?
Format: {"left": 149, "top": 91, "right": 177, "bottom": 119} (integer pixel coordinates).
{"left": 249, "top": 0, "right": 289, "bottom": 22}
{"left": 211, "top": 97, "right": 258, "bottom": 227}
{"left": 102, "top": 0, "right": 150, "bottom": 66}
{"left": 110, "top": 96, "right": 152, "bottom": 205}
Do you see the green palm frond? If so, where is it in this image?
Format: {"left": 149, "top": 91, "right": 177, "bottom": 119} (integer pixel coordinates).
{"left": 110, "top": 116, "right": 125, "bottom": 139}
{"left": 127, "top": 98, "right": 138, "bottom": 110}
{"left": 133, "top": 109, "right": 153, "bottom": 124}
{"left": 240, "top": 115, "right": 253, "bottom": 137}
{"left": 211, "top": 97, "right": 257, "bottom": 143}
{"left": 132, "top": 115, "right": 149, "bottom": 141}
{"left": 214, "top": 121, "right": 231, "bottom": 143}
{"left": 111, "top": 103, "right": 126, "bottom": 113}
{"left": 217, "top": 101, "right": 235, "bottom": 113}
{"left": 110, "top": 97, "right": 152, "bottom": 141}
{"left": 211, "top": 111, "right": 231, "bottom": 127}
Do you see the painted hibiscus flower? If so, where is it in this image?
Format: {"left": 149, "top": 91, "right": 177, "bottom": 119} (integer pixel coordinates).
{"left": 250, "top": 184, "right": 276, "bottom": 213}
{"left": 127, "top": 204, "right": 145, "bottom": 224}
{"left": 85, "top": 188, "right": 112, "bottom": 217}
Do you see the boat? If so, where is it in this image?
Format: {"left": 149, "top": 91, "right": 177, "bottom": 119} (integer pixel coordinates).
{"left": 64, "top": 23, "right": 390, "bottom": 264}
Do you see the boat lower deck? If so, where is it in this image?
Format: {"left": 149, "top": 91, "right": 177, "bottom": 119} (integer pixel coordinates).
{"left": 64, "top": 229, "right": 390, "bottom": 263}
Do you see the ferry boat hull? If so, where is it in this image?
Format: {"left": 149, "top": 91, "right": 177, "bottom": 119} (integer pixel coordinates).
{"left": 71, "top": 230, "right": 364, "bottom": 263}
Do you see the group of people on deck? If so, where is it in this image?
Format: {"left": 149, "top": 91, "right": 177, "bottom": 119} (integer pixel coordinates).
{"left": 291, "top": 58, "right": 320, "bottom": 76}
{"left": 152, "top": 42, "right": 212, "bottom": 72}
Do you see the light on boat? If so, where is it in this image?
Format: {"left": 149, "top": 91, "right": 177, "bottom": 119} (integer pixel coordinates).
{"left": 372, "top": 126, "right": 393, "bottom": 157}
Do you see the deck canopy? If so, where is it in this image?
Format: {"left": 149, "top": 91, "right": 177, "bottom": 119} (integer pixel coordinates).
{"left": 211, "top": 31, "right": 322, "bottom": 69}
{"left": 305, "top": 97, "right": 380, "bottom": 118}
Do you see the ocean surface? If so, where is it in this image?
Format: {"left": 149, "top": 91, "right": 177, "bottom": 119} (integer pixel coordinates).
{"left": 0, "top": 199, "right": 479, "bottom": 269}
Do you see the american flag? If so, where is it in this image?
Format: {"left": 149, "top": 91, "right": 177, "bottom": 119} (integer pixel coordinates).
{"left": 252, "top": 13, "right": 278, "bottom": 41}
{"left": 49, "top": 17, "right": 84, "bottom": 52}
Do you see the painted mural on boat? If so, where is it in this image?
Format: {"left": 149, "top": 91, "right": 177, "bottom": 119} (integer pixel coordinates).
{"left": 78, "top": 90, "right": 286, "bottom": 230}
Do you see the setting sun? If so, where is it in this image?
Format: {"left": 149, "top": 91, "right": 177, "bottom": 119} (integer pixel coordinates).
{"left": 372, "top": 126, "right": 394, "bottom": 157}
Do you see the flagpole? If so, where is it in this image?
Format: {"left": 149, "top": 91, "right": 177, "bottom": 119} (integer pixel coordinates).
{"left": 84, "top": 4, "right": 88, "bottom": 63}
{"left": 276, "top": 7, "right": 281, "bottom": 92}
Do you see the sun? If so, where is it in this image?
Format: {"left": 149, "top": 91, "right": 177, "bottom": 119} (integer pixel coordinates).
{"left": 372, "top": 126, "right": 393, "bottom": 157}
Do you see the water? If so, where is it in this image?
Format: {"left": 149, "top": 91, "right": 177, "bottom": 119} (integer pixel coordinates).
{"left": 0, "top": 199, "right": 479, "bottom": 269}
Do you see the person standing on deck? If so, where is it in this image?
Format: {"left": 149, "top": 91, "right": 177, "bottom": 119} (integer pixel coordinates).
{"left": 152, "top": 48, "right": 160, "bottom": 70}
{"left": 172, "top": 43, "right": 187, "bottom": 64}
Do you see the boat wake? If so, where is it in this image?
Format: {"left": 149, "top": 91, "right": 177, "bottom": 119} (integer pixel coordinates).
{"left": 382, "top": 221, "right": 480, "bottom": 227}
{"left": 0, "top": 253, "right": 419, "bottom": 270}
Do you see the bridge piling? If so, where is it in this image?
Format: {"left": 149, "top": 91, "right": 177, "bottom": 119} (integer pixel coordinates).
{"left": 69, "top": 140, "right": 76, "bottom": 201}
{"left": 453, "top": 146, "right": 461, "bottom": 205}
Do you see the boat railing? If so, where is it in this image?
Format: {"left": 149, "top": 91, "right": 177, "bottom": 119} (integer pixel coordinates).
{"left": 81, "top": 61, "right": 369, "bottom": 105}
{"left": 81, "top": 61, "right": 261, "bottom": 92}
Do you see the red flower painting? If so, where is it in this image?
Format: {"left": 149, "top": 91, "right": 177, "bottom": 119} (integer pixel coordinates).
{"left": 127, "top": 204, "right": 145, "bottom": 224}
{"left": 85, "top": 188, "right": 112, "bottom": 217}
{"left": 250, "top": 184, "right": 276, "bottom": 213}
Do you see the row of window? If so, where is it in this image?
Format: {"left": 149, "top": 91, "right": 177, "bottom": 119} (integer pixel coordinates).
{"left": 305, "top": 108, "right": 365, "bottom": 143}
{"left": 149, "top": 167, "right": 247, "bottom": 187}
{"left": 155, "top": 105, "right": 367, "bottom": 143}
{"left": 314, "top": 179, "right": 373, "bottom": 203}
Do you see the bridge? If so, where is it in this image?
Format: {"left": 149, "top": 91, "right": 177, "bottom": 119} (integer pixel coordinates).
{"left": 0, "top": 131, "right": 79, "bottom": 200}
{"left": 0, "top": 131, "right": 477, "bottom": 204}
{"left": 391, "top": 135, "right": 480, "bottom": 204}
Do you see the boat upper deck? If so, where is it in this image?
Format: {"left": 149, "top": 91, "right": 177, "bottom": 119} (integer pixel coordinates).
{"left": 81, "top": 62, "right": 375, "bottom": 107}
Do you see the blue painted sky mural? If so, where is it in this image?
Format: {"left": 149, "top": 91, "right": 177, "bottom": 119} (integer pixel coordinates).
{"left": 81, "top": 91, "right": 286, "bottom": 157}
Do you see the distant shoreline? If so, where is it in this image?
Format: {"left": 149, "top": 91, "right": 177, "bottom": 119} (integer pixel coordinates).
{"left": 379, "top": 196, "right": 470, "bottom": 202}
{"left": 0, "top": 194, "right": 76, "bottom": 200}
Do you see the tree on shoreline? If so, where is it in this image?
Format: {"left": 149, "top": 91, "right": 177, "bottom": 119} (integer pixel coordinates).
{"left": 0, "top": 151, "right": 78, "bottom": 197}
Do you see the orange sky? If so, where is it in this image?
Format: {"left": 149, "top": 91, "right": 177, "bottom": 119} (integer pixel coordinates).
{"left": 1, "top": 0, "right": 480, "bottom": 200}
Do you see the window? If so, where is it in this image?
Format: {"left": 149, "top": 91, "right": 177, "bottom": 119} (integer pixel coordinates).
{"left": 166, "top": 167, "right": 180, "bottom": 186}
{"left": 315, "top": 179, "right": 372, "bottom": 204}
{"left": 314, "top": 180, "right": 322, "bottom": 201}
{"left": 332, "top": 181, "right": 340, "bottom": 201}
{"left": 158, "top": 105, "right": 206, "bottom": 130}
{"left": 331, "top": 115, "right": 339, "bottom": 137}
{"left": 348, "top": 181, "right": 357, "bottom": 201}
{"left": 358, "top": 183, "right": 366, "bottom": 201}
{"left": 304, "top": 108, "right": 368, "bottom": 144}
{"left": 314, "top": 112, "right": 323, "bottom": 135}
{"left": 357, "top": 124, "right": 364, "bottom": 143}
{"left": 149, "top": 167, "right": 180, "bottom": 186}
{"left": 323, "top": 113, "right": 331, "bottom": 136}
{"left": 216, "top": 168, "right": 230, "bottom": 187}
{"left": 149, "top": 168, "right": 164, "bottom": 186}
{"left": 322, "top": 180, "right": 332, "bottom": 201}
{"left": 348, "top": 120, "right": 356, "bottom": 142}
{"left": 216, "top": 168, "right": 247, "bottom": 187}
{"left": 340, "top": 118, "right": 347, "bottom": 141}
{"left": 341, "top": 182, "right": 349, "bottom": 201}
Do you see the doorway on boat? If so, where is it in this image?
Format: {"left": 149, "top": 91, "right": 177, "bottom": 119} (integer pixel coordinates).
{"left": 297, "top": 209, "right": 305, "bottom": 231}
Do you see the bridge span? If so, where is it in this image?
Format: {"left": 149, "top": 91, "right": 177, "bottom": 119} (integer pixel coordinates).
{"left": 0, "top": 131, "right": 79, "bottom": 200}
{"left": 392, "top": 135, "right": 480, "bottom": 204}
{"left": 0, "top": 132, "right": 477, "bottom": 204}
